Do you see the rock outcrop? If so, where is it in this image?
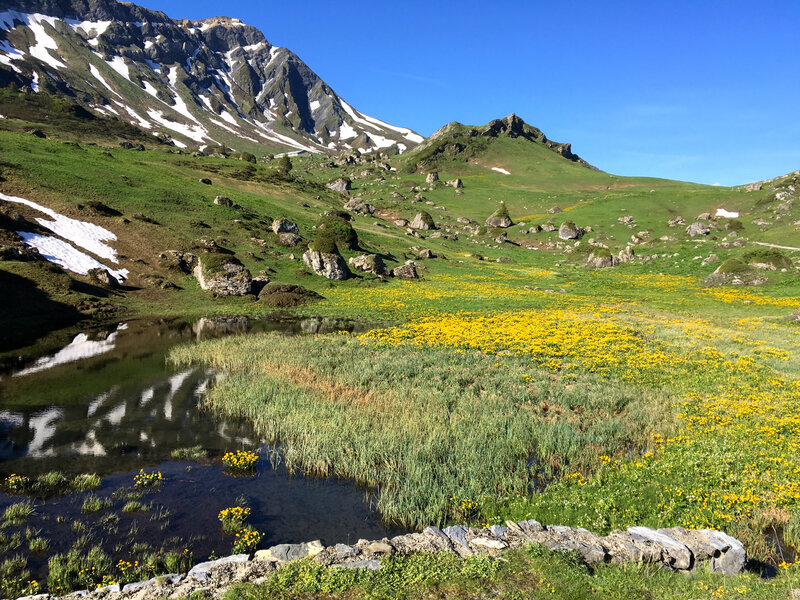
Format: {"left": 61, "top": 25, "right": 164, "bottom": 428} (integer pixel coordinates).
{"left": 303, "top": 248, "right": 348, "bottom": 280}
{"left": 558, "top": 221, "right": 583, "bottom": 240}
{"left": 348, "top": 254, "right": 388, "bottom": 276}
{"left": 326, "top": 178, "right": 352, "bottom": 195}
{"left": 193, "top": 255, "right": 252, "bottom": 295}
{"left": 410, "top": 211, "right": 436, "bottom": 230}
{"left": 34, "top": 522, "right": 746, "bottom": 600}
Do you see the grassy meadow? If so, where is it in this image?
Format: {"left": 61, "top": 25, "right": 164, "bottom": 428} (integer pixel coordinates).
{"left": 3, "top": 103, "right": 800, "bottom": 596}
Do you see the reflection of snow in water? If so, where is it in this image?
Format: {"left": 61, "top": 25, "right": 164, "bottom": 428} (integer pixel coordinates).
{"left": 26, "top": 407, "right": 64, "bottom": 456}
{"left": 140, "top": 387, "right": 154, "bottom": 406}
{"left": 13, "top": 324, "right": 127, "bottom": 377}
{"left": 164, "top": 369, "right": 194, "bottom": 420}
{"left": 87, "top": 391, "right": 111, "bottom": 417}
{"left": 74, "top": 429, "right": 106, "bottom": 456}
{"left": 105, "top": 402, "right": 126, "bottom": 426}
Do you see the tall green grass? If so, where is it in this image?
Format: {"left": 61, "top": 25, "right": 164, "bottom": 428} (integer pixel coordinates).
{"left": 171, "top": 333, "right": 670, "bottom": 527}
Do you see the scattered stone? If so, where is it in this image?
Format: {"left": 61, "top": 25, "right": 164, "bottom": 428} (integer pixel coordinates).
{"left": 278, "top": 232, "right": 301, "bottom": 247}
{"left": 701, "top": 254, "right": 719, "bottom": 266}
{"left": 618, "top": 215, "right": 635, "bottom": 224}
{"left": 348, "top": 254, "right": 388, "bottom": 275}
{"left": 586, "top": 250, "right": 616, "bottom": 268}
{"left": 548, "top": 206, "right": 562, "bottom": 214}
{"left": 445, "top": 178, "right": 463, "bottom": 188}
{"left": 86, "top": 268, "right": 120, "bottom": 289}
{"left": 214, "top": 196, "right": 233, "bottom": 207}
{"left": 343, "top": 198, "right": 375, "bottom": 215}
{"left": 697, "top": 212, "right": 712, "bottom": 221}
{"left": 272, "top": 217, "right": 299, "bottom": 235}
{"left": 326, "top": 178, "right": 352, "bottom": 194}
{"left": 541, "top": 221, "right": 557, "bottom": 232}
{"left": 425, "top": 172, "right": 439, "bottom": 184}
{"left": 668, "top": 216, "right": 686, "bottom": 227}
{"left": 686, "top": 222, "right": 710, "bottom": 237}
{"left": 394, "top": 219, "right": 409, "bottom": 227}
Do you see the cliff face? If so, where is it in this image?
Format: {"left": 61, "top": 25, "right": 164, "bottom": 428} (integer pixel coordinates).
{"left": 0, "top": 0, "right": 423, "bottom": 153}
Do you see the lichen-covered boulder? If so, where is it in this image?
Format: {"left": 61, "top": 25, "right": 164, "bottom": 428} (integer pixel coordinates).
{"left": 326, "top": 178, "right": 351, "bottom": 195}
{"left": 486, "top": 203, "right": 513, "bottom": 228}
{"left": 348, "top": 254, "right": 388, "bottom": 275}
{"left": 392, "top": 262, "right": 418, "bottom": 279}
{"left": 410, "top": 211, "right": 436, "bottom": 230}
{"left": 586, "top": 250, "right": 616, "bottom": 268}
{"left": 272, "top": 217, "right": 299, "bottom": 235}
{"left": 558, "top": 221, "right": 583, "bottom": 240}
{"left": 193, "top": 255, "right": 252, "bottom": 295}
{"left": 303, "top": 243, "right": 348, "bottom": 280}
{"left": 686, "top": 222, "right": 710, "bottom": 237}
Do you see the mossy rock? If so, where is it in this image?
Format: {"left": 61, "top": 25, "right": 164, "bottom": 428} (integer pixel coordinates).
{"left": 258, "top": 284, "right": 323, "bottom": 307}
{"left": 741, "top": 249, "right": 793, "bottom": 270}
{"left": 716, "top": 258, "right": 753, "bottom": 275}
{"left": 315, "top": 215, "right": 359, "bottom": 250}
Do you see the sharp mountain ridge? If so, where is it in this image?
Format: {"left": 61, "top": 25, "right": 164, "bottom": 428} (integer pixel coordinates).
{"left": 0, "top": 0, "right": 424, "bottom": 153}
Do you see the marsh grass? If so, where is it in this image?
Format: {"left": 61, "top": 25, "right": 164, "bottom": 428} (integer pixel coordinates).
{"left": 171, "top": 333, "right": 668, "bottom": 527}
{"left": 2, "top": 501, "right": 35, "bottom": 525}
{"left": 72, "top": 473, "right": 101, "bottom": 492}
{"left": 171, "top": 446, "right": 208, "bottom": 461}
{"left": 81, "top": 494, "right": 112, "bottom": 514}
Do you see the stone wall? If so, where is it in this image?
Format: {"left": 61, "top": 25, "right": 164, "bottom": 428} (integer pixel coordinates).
{"left": 17, "top": 521, "right": 746, "bottom": 600}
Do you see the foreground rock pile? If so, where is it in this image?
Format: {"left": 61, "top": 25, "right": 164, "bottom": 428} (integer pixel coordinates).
{"left": 20, "top": 522, "right": 746, "bottom": 600}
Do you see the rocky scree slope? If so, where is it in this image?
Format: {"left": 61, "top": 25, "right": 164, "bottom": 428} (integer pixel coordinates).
{"left": 0, "top": 0, "right": 423, "bottom": 153}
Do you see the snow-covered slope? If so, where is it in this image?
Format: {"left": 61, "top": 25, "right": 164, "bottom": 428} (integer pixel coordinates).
{"left": 0, "top": 1, "right": 422, "bottom": 154}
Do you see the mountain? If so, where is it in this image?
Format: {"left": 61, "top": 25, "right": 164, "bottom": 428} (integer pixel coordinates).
{"left": 0, "top": 0, "right": 423, "bottom": 154}
{"left": 405, "top": 113, "right": 597, "bottom": 172}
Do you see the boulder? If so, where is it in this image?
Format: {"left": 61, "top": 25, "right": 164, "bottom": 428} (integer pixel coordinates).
{"left": 668, "top": 216, "right": 686, "bottom": 227}
{"left": 548, "top": 206, "right": 562, "bottom": 214}
{"left": 272, "top": 217, "right": 299, "bottom": 235}
{"left": 410, "top": 211, "right": 436, "bottom": 230}
{"left": 278, "top": 232, "right": 301, "bottom": 247}
{"left": 617, "top": 246, "right": 635, "bottom": 263}
{"left": 214, "top": 196, "right": 233, "bottom": 207}
{"left": 392, "top": 262, "right": 418, "bottom": 279}
{"left": 445, "top": 178, "right": 463, "bottom": 188}
{"left": 348, "top": 254, "right": 388, "bottom": 275}
{"left": 86, "top": 267, "right": 120, "bottom": 289}
{"left": 745, "top": 182, "right": 763, "bottom": 192}
{"left": 326, "top": 178, "right": 352, "bottom": 195}
{"left": 255, "top": 541, "right": 323, "bottom": 563}
{"left": 193, "top": 255, "right": 252, "bottom": 295}
{"left": 586, "top": 250, "right": 617, "bottom": 268}
{"left": 394, "top": 219, "right": 409, "bottom": 227}
{"left": 486, "top": 204, "right": 513, "bottom": 228}
{"left": 425, "top": 172, "right": 439, "bottom": 184}
{"left": 303, "top": 248, "right": 348, "bottom": 280}
{"left": 343, "top": 198, "right": 375, "bottom": 215}
{"left": 697, "top": 212, "right": 712, "bottom": 221}
{"left": 199, "top": 178, "right": 212, "bottom": 185}
{"left": 259, "top": 283, "right": 323, "bottom": 307}
{"left": 159, "top": 250, "right": 196, "bottom": 273}
{"left": 704, "top": 258, "right": 767, "bottom": 286}
{"left": 541, "top": 221, "right": 557, "bottom": 232}
{"left": 558, "top": 221, "right": 583, "bottom": 240}
{"left": 686, "top": 222, "right": 710, "bottom": 237}
{"left": 701, "top": 254, "right": 719, "bottom": 266}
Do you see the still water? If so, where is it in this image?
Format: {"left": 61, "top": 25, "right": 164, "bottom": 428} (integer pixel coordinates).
{"left": 0, "top": 316, "right": 403, "bottom": 580}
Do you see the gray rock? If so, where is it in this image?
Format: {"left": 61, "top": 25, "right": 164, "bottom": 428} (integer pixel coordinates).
{"left": 470, "top": 537, "right": 507, "bottom": 551}
{"left": 331, "top": 559, "right": 381, "bottom": 570}
{"left": 628, "top": 526, "right": 692, "bottom": 570}
{"left": 188, "top": 554, "right": 249, "bottom": 582}
{"left": 486, "top": 208, "right": 513, "bottom": 228}
{"left": 159, "top": 250, "right": 196, "bottom": 274}
{"left": 442, "top": 525, "right": 472, "bottom": 556}
{"left": 122, "top": 574, "right": 184, "bottom": 592}
{"left": 366, "top": 541, "right": 395, "bottom": 555}
{"left": 617, "top": 246, "right": 635, "bottom": 263}
{"left": 425, "top": 172, "right": 439, "bottom": 184}
{"left": 255, "top": 541, "right": 323, "bottom": 563}
{"left": 548, "top": 206, "right": 562, "bottom": 214}
{"left": 343, "top": 198, "right": 375, "bottom": 215}
{"left": 489, "top": 525, "right": 508, "bottom": 540}
{"left": 410, "top": 212, "right": 436, "bottom": 230}
{"left": 586, "top": 251, "right": 617, "bottom": 268}
{"left": 686, "top": 222, "right": 710, "bottom": 237}
{"left": 541, "top": 221, "right": 557, "bottom": 232}
{"left": 193, "top": 256, "right": 252, "bottom": 295}
{"left": 303, "top": 249, "right": 348, "bottom": 280}
{"left": 558, "top": 221, "right": 583, "bottom": 240}
{"left": 392, "top": 263, "right": 418, "bottom": 279}
{"left": 349, "top": 254, "right": 388, "bottom": 275}
{"left": 745, "top": 182, "right": 763, "bottom": 192}
{"left": 214, "top": 196, "right": 233, "bottom": 207}
{"left": 272, "top": 217, "right": 299, "bottom": 235}
{"left": 697, "top": 212, "right": 712, "bottom": 221}
{"left": 277, "top": 232, "right": 300, "bottom": 247}
{"left": 445, "top": 178, "right": 463, "bottom": 188}
{"left": 86, "top": 267, "right": 120, "bottom": 288}
{"left": 668, "top": 216, "right": 686, "bottom": 227}
{"left": 334, "top": 543, "right": 359, "bottom": 559}
{"left": 326, "top": 178, "right": 351, "bottom": 194}
{"left": 697, "top": 529, "right": 747, "bottom": 575}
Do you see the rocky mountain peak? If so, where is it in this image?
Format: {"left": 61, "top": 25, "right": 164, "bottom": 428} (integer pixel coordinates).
{"left": 0, "top": 0, "right": 423, "bottom": 154}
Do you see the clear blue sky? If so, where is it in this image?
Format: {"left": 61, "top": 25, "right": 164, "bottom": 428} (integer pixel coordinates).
{"left": 143, "top": 0, "right": 800, "bottom": 186}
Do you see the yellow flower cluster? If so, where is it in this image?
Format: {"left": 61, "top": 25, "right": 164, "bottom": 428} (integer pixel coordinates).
{"left": 133, "top": 469, "right": 162, "bottom": 489}
{"left": 222, "top": 450, "right": 259, "bottom": 471}
{"left": 218, "top": 506, "right": 251, "bottom": 522}
{"left": 232, "top": 528, "right": 263, "bottom": 554}
{"left": 3, "top": 473, "right": 29, "bottom": 493}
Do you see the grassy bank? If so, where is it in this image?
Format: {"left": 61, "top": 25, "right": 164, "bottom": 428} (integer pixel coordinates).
{"left": 222, "top": 545, "right": 800, "bottom": 600}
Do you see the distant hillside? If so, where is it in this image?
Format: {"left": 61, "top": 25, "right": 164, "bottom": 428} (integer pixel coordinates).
{"left": 0, "top": 0, "right": 423, "bottom": 154}
{"left": 405, "top": 113, "right": 597, "bottom": 172}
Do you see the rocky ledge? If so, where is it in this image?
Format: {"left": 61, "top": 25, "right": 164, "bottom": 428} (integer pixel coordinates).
{"left": 17, "top": 522, "right": 746, "bottom": 600}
